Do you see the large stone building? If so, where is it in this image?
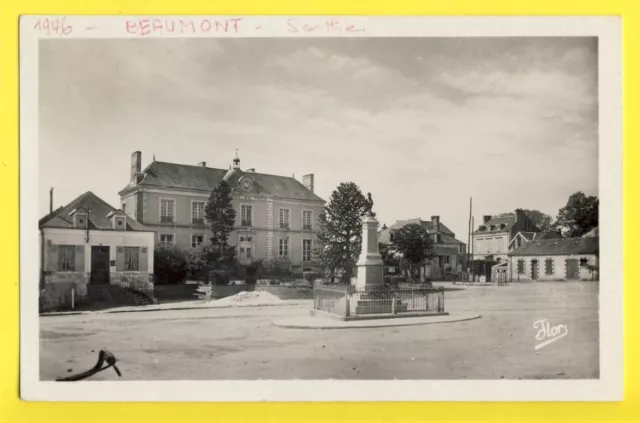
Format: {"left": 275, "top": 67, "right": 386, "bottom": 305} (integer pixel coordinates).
{"left": 118, "top": 152, "right": 325, "bottom": 273}
{"left": 378, "top": 216, "right": 466, "bottom": 279}
{"left": 472, "top": 209, "right": 540, "bottom": 262}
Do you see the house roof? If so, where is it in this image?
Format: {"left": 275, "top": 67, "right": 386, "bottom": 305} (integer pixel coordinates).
{"left": 509, "top": 237, "right": 599, "bottom": 256}
{"left": 119, "top": 161, "right": 324, "bottom": 202}
{"left": 39, "top": 191, "right": 149, "bottom": 231}
{"left": 535, "top": 231, "right": 564, "bottom": 240}
{"left": 378, "top": 218, "right": 465, "bottom": 246}
{"left": 473, "top": 214, "right": 517, "bottom": 234}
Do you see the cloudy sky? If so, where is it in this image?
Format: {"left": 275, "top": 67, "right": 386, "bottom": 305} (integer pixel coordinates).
{"left": 39, "top": 37, "right": 598, "bottom": 240}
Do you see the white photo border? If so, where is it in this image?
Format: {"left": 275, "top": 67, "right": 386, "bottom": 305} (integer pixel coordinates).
{"left": 20, "top": 15, "right": 623, "bottom": 402}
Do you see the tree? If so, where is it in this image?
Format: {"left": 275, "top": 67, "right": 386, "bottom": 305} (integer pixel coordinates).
{"left": 522, "top": 209, "right": 554, "bottom": 232}
{"left": 315, "top": 182, "right": 371, "bottom": 283}
{"left": 379, "top": 242, "right": 398, "bottom": 267}
{"left": 554, "top": 191, "right": 599, "bottom": 237}
{"left": 204, "top": 180, "right": 237, "bottom": 260}
{"left": 154, "top": 244, "right": 189, "bottom": 284}
{"left": 394, "top": 223, "right": 436, "bottom": 281}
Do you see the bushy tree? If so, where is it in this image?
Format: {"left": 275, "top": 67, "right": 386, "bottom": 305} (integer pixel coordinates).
{"left": 315, "top": 182, "right": 371, "bottom": 283}
{"left": 554, "top": 192, "right": 599, "bottom": 237}
{"left": 394, "top": 223, "right": 436, "bottom": 281}
{"left": 154, "top": 244, "right": 189, "bottom": 284}
{"left": 204, "top": 180, "right": 236, "bottom": 259}
{"left": 522, "top": 209, "right": 553, "bottom": 231}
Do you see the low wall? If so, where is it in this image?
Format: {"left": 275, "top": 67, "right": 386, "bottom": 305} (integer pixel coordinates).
{"left": 40, "top": 279, "right": 89, "bottom": 312}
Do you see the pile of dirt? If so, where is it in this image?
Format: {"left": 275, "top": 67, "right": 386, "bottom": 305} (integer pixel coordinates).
{"left": 213, "top": 290, "right": 283, "bottom": 306}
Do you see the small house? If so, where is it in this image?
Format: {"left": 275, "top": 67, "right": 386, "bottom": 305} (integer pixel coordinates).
{"left": 507, "top": 236, "right": 599, "bottom": 282}
{"left": 39, "top": 191, "right": 156, "bottom": 310}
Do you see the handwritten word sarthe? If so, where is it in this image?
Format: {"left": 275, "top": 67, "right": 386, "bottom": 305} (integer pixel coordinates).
{"left": 533, "top": 319, "right": 568, "bottom": 350}
{"left": 286, "top": 18, "right": 365, "bottom": 34}
{"left": 126, "top": 18, "right": 243, "bottom": 36}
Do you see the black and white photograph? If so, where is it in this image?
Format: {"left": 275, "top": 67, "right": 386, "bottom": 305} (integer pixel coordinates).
{"left": 20, "top": 16, "right": 623, "bottom": 402}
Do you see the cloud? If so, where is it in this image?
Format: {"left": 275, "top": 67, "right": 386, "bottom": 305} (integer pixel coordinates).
{"left": 38, "top": 38, "right": 599, "bottom": 240}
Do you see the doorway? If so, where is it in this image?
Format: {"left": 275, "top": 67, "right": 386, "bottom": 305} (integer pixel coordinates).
{"left": 565, "top": 259, "right": 579, "bottom": 280}
{"left": 531, "top": 259, "right": 539, "bottom": 281}
{"left": 90, "top": 246, "right": 110, "bottom": 285}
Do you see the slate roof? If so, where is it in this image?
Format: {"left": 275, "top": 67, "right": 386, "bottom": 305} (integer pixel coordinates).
{"left": 39, "top": 191, "right": 150, "bottom": 231}
{"left": 509, "top": 237, "right": 599, "bottom": 256}
{"left": 535, "top": 231, "right": 564, "bottom": 240}
{"left": 473, "top": 214, "right": 517, "bottom": 234}
{"left": 119, "top": 161, "right": 324, "bottom": 202}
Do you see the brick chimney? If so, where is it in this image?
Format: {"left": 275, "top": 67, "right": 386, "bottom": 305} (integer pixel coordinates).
{"left": 483, "top": 215, "right": 492, "bottom": 224}
{"left": 303, "top": 174, "right": 315, "bottom": 193}
{"left": 198, "top": 161, "right": 206, "bottom": 167}
{"left": 131, "top": 151, "right": 142, "bottom": 182}
{"left": 431, "top": 215, "right": 440, "bottom": 233}
{"left": 515, "top": 209, "right": 526, "bottom": 222}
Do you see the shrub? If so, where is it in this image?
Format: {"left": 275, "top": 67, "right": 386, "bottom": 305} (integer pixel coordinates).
{"left": 154, "top": 244, "right": 189, "bottom": 284}
{"left": 390, "top": 275, "right": 406, "bottom": 285}
{"left": 208, "top": 270, "right": 230, "bottom": 285}
{"left": 303, "top": 271, "right": 321, "bottom": 283}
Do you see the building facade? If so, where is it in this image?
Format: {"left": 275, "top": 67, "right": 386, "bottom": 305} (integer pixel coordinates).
{"left": 118, "top": 152, "right": 325, "bottom": 273}
{"left": 378, "top": 216, "right": 466, "bottom": 279}
{"left": 39, "top": 191, "right": 155, "bottom": 310}
{"left": 472, "top": 209, "right": 540, "bottom": 262}
{"left": 507, "top": 237, "right": 599, "bottom": 281}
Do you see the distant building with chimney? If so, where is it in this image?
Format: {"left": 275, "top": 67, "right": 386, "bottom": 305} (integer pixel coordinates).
{"left": 118, "top": 151, "right": 325, "bottom": 274}
{"left": 378, "top": 215, "right": 466, "bottom": 279}
{"left": 472, "top": 209, "right": 540, "bottom": 262}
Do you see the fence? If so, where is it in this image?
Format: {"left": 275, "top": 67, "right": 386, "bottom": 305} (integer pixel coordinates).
{"left": 313, "top": 284, "right": 445, "bottom": 318}
{"left": 110, "top": 272, "right": 154, "bottom": 296}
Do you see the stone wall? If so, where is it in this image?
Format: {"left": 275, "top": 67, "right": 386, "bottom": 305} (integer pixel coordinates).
{"left": 40, "top": 272, "right": 90, "bottom": 312}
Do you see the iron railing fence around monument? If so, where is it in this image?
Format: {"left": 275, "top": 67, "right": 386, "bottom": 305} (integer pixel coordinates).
{"left": 313, "top": 284, "right": 445, "bottom": 317}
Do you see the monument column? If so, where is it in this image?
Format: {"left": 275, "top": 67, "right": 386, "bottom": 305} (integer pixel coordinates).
{"left": 354, "top": 212, "right": 384, "bottom": 289}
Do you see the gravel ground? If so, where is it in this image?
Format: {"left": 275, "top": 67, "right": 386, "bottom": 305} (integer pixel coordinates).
{"left": 39, "top": 281, "right": 599, "bottom": 381}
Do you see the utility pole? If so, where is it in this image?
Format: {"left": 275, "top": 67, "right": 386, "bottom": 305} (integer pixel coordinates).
{"left": 466, "top": 197, "right": 472, "bottom": 281}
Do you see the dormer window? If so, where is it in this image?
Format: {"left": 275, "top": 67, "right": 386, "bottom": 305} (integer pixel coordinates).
{"left": 479, "top": 225, "right": 486, "bottom": 231}
{"left": 500, "top": 223, "right": 506, "bottom": 230}
{"left": 107, "top": 210, "right": 127, "bottom": 231}
{"left": 489, "top": 225, "right": 496, "bottom": 231}
{"left": 70, "top": 208, "right": 89, "bottom": 229}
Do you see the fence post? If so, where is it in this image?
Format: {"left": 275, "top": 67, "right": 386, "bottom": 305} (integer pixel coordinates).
{"left": 392, "top": 296, "right": 397, "bottom": 314}
{"left": 71, "top": 288, "right": 75, "bottom": 310}
{"left": 345, "top": 294, "right": 350, "bottom": 317}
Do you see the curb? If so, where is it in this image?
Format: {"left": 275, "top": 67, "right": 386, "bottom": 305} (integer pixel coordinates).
{"left": 272, "top": 313, "right": 482, "bottom": 330}
{"left": 40, "top": 301, "right": 310, "bottom": 317}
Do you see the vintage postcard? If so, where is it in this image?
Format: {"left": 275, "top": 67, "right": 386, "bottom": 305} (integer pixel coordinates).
{"left": 20, "top": 15, "right": 622, "bottom": 402}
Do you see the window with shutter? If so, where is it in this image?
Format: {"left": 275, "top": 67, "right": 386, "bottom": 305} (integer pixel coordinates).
{"left": 58, "top": 245, "right": 76, "bottom": 271}
{"left": 125, "top": 247, "right": 140, "bottom": 271}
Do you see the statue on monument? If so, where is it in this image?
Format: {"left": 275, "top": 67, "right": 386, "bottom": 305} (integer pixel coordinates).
{"left": 365, "top": 192, "right": 376, "bottom": 217}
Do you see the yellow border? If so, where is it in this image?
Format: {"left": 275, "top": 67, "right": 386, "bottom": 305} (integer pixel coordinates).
{"left": 0, "top": 0, "right": 636, "bottom": 422}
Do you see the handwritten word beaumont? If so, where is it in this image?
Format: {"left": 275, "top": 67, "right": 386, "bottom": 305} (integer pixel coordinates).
{"left": 287, "top": 18, "right": 365, "bottom": 34}
{"left": 533, "top": 319, "right": 568, "bottom": 350}
{"left": 126, "top": 18, "right": 243, "bottom": 36}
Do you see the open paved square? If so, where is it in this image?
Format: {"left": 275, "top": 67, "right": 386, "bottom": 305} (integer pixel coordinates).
{"left": 39, "top": 282, "right": 599, "bottom": 381}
